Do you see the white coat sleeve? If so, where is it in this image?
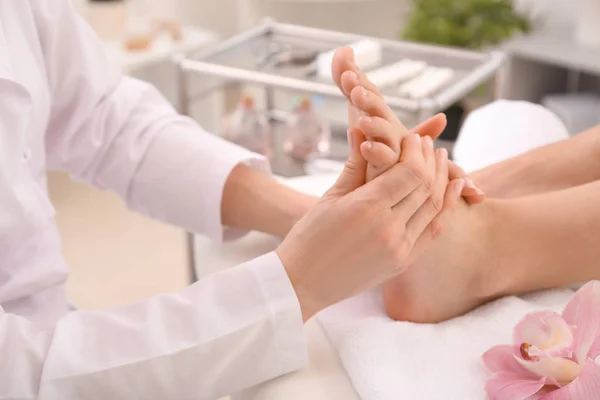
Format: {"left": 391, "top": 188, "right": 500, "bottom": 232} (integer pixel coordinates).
{"left": 4, "top": 252, "right": 307, "bottom": 399}
{"left": 35, "top": 0, "right": 259, "bottom": 242}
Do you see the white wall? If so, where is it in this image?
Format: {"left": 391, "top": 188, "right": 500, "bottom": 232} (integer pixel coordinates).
{"left": 192, "top": 0, "right": 576, "bottom": 39}
{"left": 514, "top": 0, "right": 576, "bottom": 31}
{"left": 254, "top": 0, "right": 577, "bottom": 39}
{"left": 74, "top": 0, "right": 578, "bottom": 40}
{"left": 258, "top": 0, "right": 411, "bottom": 39}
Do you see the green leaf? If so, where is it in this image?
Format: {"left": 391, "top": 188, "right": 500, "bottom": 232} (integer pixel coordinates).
{"left": 402, "top": 0, "right": 533, "bottom": 49}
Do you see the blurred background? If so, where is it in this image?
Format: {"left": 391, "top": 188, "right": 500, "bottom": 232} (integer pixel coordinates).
{"left": 57, "top": 0, "right": 600, "bottom": 309}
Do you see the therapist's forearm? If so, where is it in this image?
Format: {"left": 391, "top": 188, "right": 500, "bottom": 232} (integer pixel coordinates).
{"left": 470, "top": 124, "right": 600, "bottom": 198}
{"left": 221, "top": 164, "right": 317, "bottom": 238}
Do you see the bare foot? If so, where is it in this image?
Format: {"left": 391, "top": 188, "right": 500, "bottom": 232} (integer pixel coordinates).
{"left": 331, "top": 47, "right": 410, "bottom": 181}
{"left": 331, "top": 47, "right": 451, "bottom": 182}
{"left": 330, "top": 46, "right": 485, "bottom": 203}
{"left": 330, "top": 47, "right": 496, "bottom": 322}
{"left": 383, "top": 198, "right": 506, "bottom": 323}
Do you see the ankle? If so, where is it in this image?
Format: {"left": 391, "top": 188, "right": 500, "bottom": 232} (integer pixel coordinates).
{"left": 468, "top": 199, "right": 514, "bottom": 301}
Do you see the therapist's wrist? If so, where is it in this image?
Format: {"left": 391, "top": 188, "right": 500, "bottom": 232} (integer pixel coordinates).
{"left": 277, "top": 246, "right": 322, "bottom": 323}
{"left": 274, "top": 193, "right": 317, "bottom": 238}
{"left": 222, "top": 164, "right": 316, "bottom": 238}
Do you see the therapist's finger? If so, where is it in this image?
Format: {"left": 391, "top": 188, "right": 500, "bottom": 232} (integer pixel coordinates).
{"left": 409, "top": 113, "right": 448, "bottom": 140}
{"left": 409, "top": 178, "right": 466, "bottom": 262}
{"left": 422, "top": 136, "right": 435, "bottom": 178}
{"left": 391, "top": 135, "right": 435, "bottom": 220}
{"left": 399, "top": 133, "right": 425, "bottom": 171}
{"left": 325, "top": 128, "right": 368, "bottom": 198}
{"left": 354, "top": 134, "right": 424, "bottom": 209}
{"left": 440, "top": 178, "right": 467, "bottom": 212}
{"left": 405, "top": 149, "right": 453, "bottom": 244}
{"left": 448, "top": 162, "right": 485, "bottom": 204}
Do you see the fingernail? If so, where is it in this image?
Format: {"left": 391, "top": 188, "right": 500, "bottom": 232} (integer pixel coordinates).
{"left": 465, "top": 178, "right": 484, "bottom": 195}
{"left": 364, "top": 141, "right": 373, "bottom": 151}
{"left": 362, "top": 88, "right": 369, "bottom": 98}
{"left": 414, "top": 133, "right": 421, "bottom": 143}
{"left": 347, "top": 128, "right": 354, "bottom": 147}
{"left": 454, "top": 179, "right": 466, "bottom": 197}
{"left": 440, "top": 147, "right": 448, "bottom": 159}
{"left": 361, "top": 116, "right": 372, "bottom": 124}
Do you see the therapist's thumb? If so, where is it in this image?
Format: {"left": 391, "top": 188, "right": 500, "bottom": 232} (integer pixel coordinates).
{"left": 325, "top": 128, "right": 367, "bottom": 198}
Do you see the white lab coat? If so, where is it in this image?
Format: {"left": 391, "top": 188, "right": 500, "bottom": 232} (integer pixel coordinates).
{"left": 0, "top": 1, "right": 307, "bottom": 398}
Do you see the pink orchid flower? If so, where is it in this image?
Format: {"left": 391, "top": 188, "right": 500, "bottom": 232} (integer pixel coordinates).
{"left": 483, "top": 281, "right": 600, "bottom": 399}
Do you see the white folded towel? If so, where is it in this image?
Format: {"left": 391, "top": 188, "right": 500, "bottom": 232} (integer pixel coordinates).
{"left": 398, "top": 67, "right": 454, "bottom": 99}
{"left": 367, "top": 60, "right": 428, "bottom": 88}
{"left": 317, "top": 288, "right": 575, "bottom": 400}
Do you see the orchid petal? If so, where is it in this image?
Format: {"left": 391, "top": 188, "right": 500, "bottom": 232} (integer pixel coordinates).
{"left": 514, "top": 311, "right": 573, "bottom": 357}
{"left": 483, "top": 345, "right": 537, "bottom": 377}
{"left": 515, "top": 356, "right": 581, "bottom": 385}
{"left": 541, "top": 361, "right": 600, "bottom": 400}
{"left": 485, "top": 372, "right": 554, "bottom": 400}
{"left": 588, "top": 336, "right": 600, "bottom": 361}
{"left": 562, "top": 281, "right": 600, "bottom": 364}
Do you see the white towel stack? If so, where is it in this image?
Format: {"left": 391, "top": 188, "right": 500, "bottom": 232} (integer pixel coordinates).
{"left": 364, "top": 60, "right": 454, "bottom": 98}
{"left": 366, "top": 59, "right": 427, "bottom": 88}
{"left": 398, "top": 67, "right": 454, "bottom": 99}
{"left": 316, "top": 40, "right": 382, "bottom": 80}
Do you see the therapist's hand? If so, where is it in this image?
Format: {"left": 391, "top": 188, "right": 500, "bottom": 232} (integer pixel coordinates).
{"left": 276, "top": 129, "right": 464, "bottom": 322}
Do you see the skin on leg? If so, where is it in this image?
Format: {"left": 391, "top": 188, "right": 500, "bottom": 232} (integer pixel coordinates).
{"left": 383, "top": 105, "right": 600, "bottom": 322}
{"left": 471, "top": 124, "right": 600, "bottom": 198}
{"left": 383, "top": 179, "right": 600, "bottom": 323}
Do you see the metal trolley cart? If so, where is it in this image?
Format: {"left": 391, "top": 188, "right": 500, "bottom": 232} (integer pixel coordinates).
{"left": 174, "top": 20, "right": 505, "bottom": 280}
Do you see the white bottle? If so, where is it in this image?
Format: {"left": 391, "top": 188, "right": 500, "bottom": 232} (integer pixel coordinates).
{"left": 283, "top": 96, "right": 331, "bottom": 161}
{"left": 222, "top": 96, "right": 271, "bottom": 157}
